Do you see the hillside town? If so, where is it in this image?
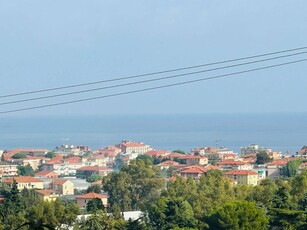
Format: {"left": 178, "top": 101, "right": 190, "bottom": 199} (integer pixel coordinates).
{"left": 0, "top": 141, "right": 306, "bottom": 209}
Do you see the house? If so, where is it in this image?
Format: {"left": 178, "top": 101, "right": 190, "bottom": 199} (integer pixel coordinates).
{"left": 217, "top": 160, "right": 253, "bottom": 171}
{"left": 0, "top": 163, "right": 18, "bottom": 177}
{"left": 76, "top": 166, "right": 113, "bottom": 179}
{"left": 180, "top": 165, "right": 221, "bottom": 178}
{"left": 267, "top": 158, "right": 296, "bottom": 178}
{"left": 35, "top": 170, "right": 59, "bottom": 179}
{"left": 156, "top": 160, "right": 181, "bottom": 170}
{"left": 87, "top": 155, "right": 108, "bottom": 167}
{"left": 144, "top": 150, "right": 169, "bottom": 158}
{"left": 116, "top": 140, "right": 153, "bottom": 159}
{"left": 76, "top": 192, "right": 108, "bottom": 209}
{"left": 224, "top": 170, "right": 259, "bottom": 186}
{"left": 240, "top": 144, "right": 272, "bottom": 156}
{"left": 49, "top": 179, "right": 74, "bottom": 195}
{"left": 295, "top": 146, "right": 307, "bottom": 159}
{"left": 2, "top": 176, "right": 44, "bottom": 190}
{"left": 35, "top": 189, "right": 59, "bottom": 201}
{"left": 179, "top": 155, "right": 208, "bottom": 165}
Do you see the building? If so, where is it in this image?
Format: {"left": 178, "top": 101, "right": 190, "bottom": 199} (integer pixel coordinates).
{"left": 224, "top": 170, "right": 259, "bottom": 186}
{"left": 76, "top": 192, "right": 108, "bottom": 209}
{"left": 180, "top": 165, "right": 221, "bottom": 178}
{"left": 76, "top": 166, "right": 113, "bottom": 179}
{"left": 217, "top": 160, "right": 253, "bottom": 171}
{"left": 179, "top": 155, "right": 208, "bottom": 165}
{"left": 35, "top": 189, "right": 59, "bottom": 201}
{"left": 35, "top": 170, "right": 59, "bottom": 179}
{"left": 0, "top": 163, "right": 18, "bottom": 177}
{"left": 2, "top": 176, "right": 44, "bottom": 190}
{"left": 49, "top": 179, "right": 74, "bottom": 195}
{"left": 116, "top": 140, "right": 153, "bottom": 159}
{"left": 240, "top": 144, "right": 272, "bottom": 156}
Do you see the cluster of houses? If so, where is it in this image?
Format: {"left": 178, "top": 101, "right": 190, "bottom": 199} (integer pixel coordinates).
{"left": 0, "top": 141, "right": 306, "bottom": 209}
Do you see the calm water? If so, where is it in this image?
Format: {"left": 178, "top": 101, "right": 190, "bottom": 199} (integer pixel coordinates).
{"left": 1, "top": 113, "right": 306, "bottom": 154}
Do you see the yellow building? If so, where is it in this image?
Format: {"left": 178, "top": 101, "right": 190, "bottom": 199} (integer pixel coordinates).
{"left": 76, "top": 192, "right": 108, "bottom": 209}
{"left": 2, "top": 176, "right": 44, "bottom": 190}
{"left": 224, "top": 170, "right": 259, "bottom": 186}
{"left": 35, "top": 189, "right": 59, "bottom": 202}
{"left": 49, "top": 179, "right": 74, "bottom": 195}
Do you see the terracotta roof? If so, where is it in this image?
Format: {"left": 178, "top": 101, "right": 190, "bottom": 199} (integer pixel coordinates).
{"left": 76, "top": 192, "right": 107, "bottom": 199}
{"left": 77, "top": 166, "right": 111, "bottom": 171}
{"left": 50, "top": 179, "right": 68, "bottom": 185}
{"left": 121, "top": 142, "right": 145, "bottom": 148}
{"left": 64, "top": 156, "right": 82, "bottom": 164}
{"left": 35, "top": 170, "right": 57, "bottom": 176}
{"left": 35, "top": 189, "right": 56, "bottom": 196}
{"left": 157, "top": 160, "right": 180, "bottom": 167}
{"left": 179, "top": 155, "right": 207, "bottom": 160}
{"left": 91, "top": 180, "right": 103, "bottom": 186}
{"left": 145, "top": 150, "right": 168, "bottom": 157}
{"left": 217, "top": 160, "right": 248, "bottom": 165}
{"left": 3, "top": 176, "right": 43, "bottom": 183}
{"left": 225, "top": 170, "right": 258, "bottom": 176}
{"left": 267, "top": 158, "right": 296, "bottom": 166}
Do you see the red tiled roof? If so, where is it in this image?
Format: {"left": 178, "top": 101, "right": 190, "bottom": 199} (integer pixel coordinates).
{"left": 76, "top": 192, "right": 107, "bottom": 199}
{"left": 267, "top": 158, "right": 296, "bottom": 166}
{"left": 35, "top": 189, "right": 55, "bottom": 196}
{"left": 77, "top": 166, "right": 111, "bottom": 171}
{"left": 145, "top": 150, "right": 168, "bottom": 157}
{"left": 50, "top": 179, "right": 68, "bottom": 185}
{"left": 158, "top": 160, "right": 180, "bottom": 167}
{"left": 180, "top": 165, "right": 219, "bottom": 174}
{"left": 225, "top": 170, "right": 258, "bottom": 176}
{"left": 64, "top": 156, "right": 81, "bottom": 164}
{"left": 3, "top": 176, "right": 43, "bottom": 183}
{"left": 121, "top": 142, "right": 145, "bottom": 148}
{"left": 217, "top": 160, "right": 248, "bottom": 165}
{"left": 179, "top": 155, "right": 207, "bottom": 160}
{"left": 35, "top": 170, "right": 57, "bottom": 176}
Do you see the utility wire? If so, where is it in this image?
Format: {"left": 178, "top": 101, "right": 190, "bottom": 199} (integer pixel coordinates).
{"left": 0, "top": 58, "right": 306, "bottom": 115}
{"left": 1, "top": 50, "right": 307, "bottom": 106}
{"left": 1, "top": 46, "right": 307, "bottom": 99}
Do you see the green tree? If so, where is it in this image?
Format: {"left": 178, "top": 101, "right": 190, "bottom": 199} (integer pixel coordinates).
{"left": 205, "top": 200, "right": 268, "bottom": 230}
{"left": 86, "top": 174, "right": 103, "bottom": 183}
{"left": 103, "top": 158, "right": 164, "bottom": 212}
{"left": 12, "top": 153, "right": 26, "bottom": 159}
{"left": 147, "top": 197, "right": 197, "bottom": 229}
{"left": 282, "top": 160, "right": 302, "bottom": 177}
{"left": 172, "top": 150, "right": 186, "bottom": 155}
{"left": 87, "top": 185, "right": 101, "bottom": 194}
{"left": 45, "top": 152, "right": 56, "bottom": 159}
{"left": 79, "top": 210, "right": 115, "bottom": 230}
{"left": 17, "top": 164, "right": 35, "bottom": 176}
{"left": 136, "top": 154, "right": 154, "bottom": 164}
{"left": 86, "top": 198, "right": 105, "bottom": 213}
{"left": 255, "top": 151, "right": 271, "bottom": 165}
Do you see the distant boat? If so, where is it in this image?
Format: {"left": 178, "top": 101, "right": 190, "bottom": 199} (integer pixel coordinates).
{"left": 61, "top": 138, "right": 70, "bottom": 141}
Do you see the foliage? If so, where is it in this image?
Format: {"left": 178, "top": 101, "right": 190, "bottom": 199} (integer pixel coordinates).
{"left": 282, "top": 160, "right": 302, "bottom": 177}
{"left": 78, "top": 210, "right": 115, "bottom": 230}
{"left": 12, "top": 153, "right": 27, "bottom": 159}
{"left": 17, "top": 164, "right": 35, "bottom": 176}
{"left": 147, "top": 197, "right": 197, "bottom": 229}
{"left": 45, "top": 152, "right": 56, "bottom": 159}
{"left": 103, "top": 158, "right": 164, "bottom": 212}
{"left": 86, "top": 174, "right": 103, "bottom": 183}
{"left": 136, "top": 154, "right": 154, "bottom": 164}
{"left": 172, "top": 150, "right": 186, "bottom": 155}
{"left": 86, "top": 198, "right": 105, "bottom": 213}
{"left": 255, "top": 151, "right": 271, "bottom": 165}
{"left": 205, "top": 200, "right": 268, "bottom": 230}
{"left": 87, "top": 185, "right": 101, "bottom": 194}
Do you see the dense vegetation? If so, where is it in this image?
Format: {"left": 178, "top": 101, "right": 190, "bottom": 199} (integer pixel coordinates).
{"left": 0, "top": 158, "right": 307, "bottom": 229}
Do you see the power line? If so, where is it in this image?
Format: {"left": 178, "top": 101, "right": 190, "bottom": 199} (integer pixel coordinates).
{"left": 1, "top": 46, "right": 307, "bottom": 99}
{"left": 0, "top": 58, "right": 306, "bottom": 115}
{"left": 1, "top": 50, "right": 307, "bottom": 106}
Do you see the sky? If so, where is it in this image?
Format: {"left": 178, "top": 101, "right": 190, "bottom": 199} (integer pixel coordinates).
{"left": 0, "top": 0, "right": 307, "bottom": 116}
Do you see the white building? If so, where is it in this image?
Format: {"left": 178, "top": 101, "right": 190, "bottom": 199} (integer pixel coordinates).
{"left": 240, "top": 144, "right": 272, "bottom": 156}
{"left": 116, "top": 140, "right": 153, "bottom": 159}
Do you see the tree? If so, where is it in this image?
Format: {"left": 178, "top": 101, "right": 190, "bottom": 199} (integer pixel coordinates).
{"left": 282, "top": 160, "right": 302, "bottom": 177}
{"left": 255, "top": 151, "right": 271, "bottom": 165}
{"left": 86, "top": 174, "right": 103, "bottom": 183}
{"left": 86, "top": 198, "right": 105, "bottom": 213}
{"left": 87, "top": 185, "right": 101, "bottom": 194}
{"left": 205, "top": 200, "right": 268, "bottom": 230}
{"left": 79, "top": 210, "right": 115, "bottom": 230}
{"left": 136, "top": 154, "right": 154, "bottom": 164}
{"left": 45, "top": 152, "right": 56, "bottom": 159}
{"left": 173, "top": 150, "right": 186, "bottom": 155}
{"left": 12, "top": 153, "right": 26, "bottom": 159}
{"left": 17, "top": 164, "right": 35, "bottom": 176}
{"left": 147, "top": 197, "right": 197, "bottom": 229}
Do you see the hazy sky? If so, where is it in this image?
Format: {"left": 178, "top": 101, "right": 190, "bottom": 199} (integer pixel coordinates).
{"left": 0, "top": 0, "right": 307, "bottom": 116}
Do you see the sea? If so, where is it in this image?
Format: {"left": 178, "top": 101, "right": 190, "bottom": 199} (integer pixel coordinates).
{"left": 1, "top": 113, "right": 306, "bottom": 155}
